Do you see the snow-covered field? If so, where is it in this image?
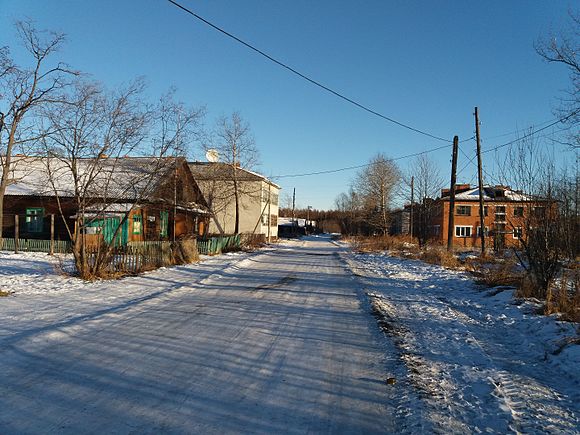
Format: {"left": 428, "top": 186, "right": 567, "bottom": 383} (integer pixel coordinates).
{"left": 345, "top": 250, "right": 580, "bottom": 434}
{"left": 0, "top": 240, "right": 578, "bottom": 434}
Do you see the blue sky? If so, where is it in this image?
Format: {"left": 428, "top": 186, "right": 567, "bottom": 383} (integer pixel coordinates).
{"left": 0, "top": 1, "right": 575, "bottom": 209}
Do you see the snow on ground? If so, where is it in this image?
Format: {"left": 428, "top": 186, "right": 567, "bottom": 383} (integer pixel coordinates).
{"left": 0, "top": 240, "right": 393, "bottom": 433}
{"left": 344, "top": 250, "right": 580, "bottom": 434}
{"left": 1, "top": 241, "right": 579, "bottom": 434}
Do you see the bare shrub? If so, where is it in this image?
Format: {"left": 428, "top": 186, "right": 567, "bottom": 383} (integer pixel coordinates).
{"left": 470, "top": 257, "right": 523, "bottom": 288}
{"left": 419, "top": 247, "right": 459, "bottom": 268}
{"left": 173, "top": 238, "right": 200, "bottom": 264}
{"left": 545, "top": 270, "right": 580, "bottom": 322}
{"left": 346, "top": 235, "right": 418, "bottom": 255}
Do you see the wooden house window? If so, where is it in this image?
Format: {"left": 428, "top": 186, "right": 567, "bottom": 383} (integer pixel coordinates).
{"left": 160, "top": 211, "right": 169, "bottom": 237}
{"left": 133, "top": 214, "right": 142, "bottom": 234}
{"left": 456, "top": 205, "right": 471, "bottom": 216}
{"left": 25, "top": 208, "right": 44, "bottom": 233}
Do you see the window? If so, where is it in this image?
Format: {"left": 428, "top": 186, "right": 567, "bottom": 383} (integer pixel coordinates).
{"left": 133, "top": 214, "right": 142, "bottom": 234}
{"left": 476, "top": 226, "right": 489, "bottom": 237}
{"left": 513, "top": 227, "right": 523, "bottom": 239}
{"left": 25, "top": 207, "right": 44, "bottom": 233}
{"left": 513, "top": 206, "right": 524, "bottom": 217}
{"left": 455, "top": 226, "right": 472, "bottom": 237}
{"left": 261, "top": 214, "right": 268, "bottom": 225}
{"left": 483, "top": 206, "right": 488, "bottom": 216}
{"left": 456, "top": 205, "right": 471, "bottom": 216}
{"left": 270, "top": 214, "right": 278, "bottom": 227}
{"left": 533, "top": 206, "right": 546, "bottom": 217}
{"left": 160, "top": 211, "right": 169, "bottom": 237}
{"left": 271, "top": 193, "right": 279, "bottom": 206}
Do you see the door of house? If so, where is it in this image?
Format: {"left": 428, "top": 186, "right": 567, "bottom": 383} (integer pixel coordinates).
{"left": 94, "top": 217, "right": 129, "bottom": 246}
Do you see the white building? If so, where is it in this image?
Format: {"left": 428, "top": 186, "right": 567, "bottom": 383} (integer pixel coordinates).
{"left": 188, "top": 162, "right": 280, "bottom": 239}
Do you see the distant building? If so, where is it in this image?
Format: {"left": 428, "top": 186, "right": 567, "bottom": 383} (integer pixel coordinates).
{"left": 428, "top": 184, "right": 546, "bottom": 250}
{"left": 188, "top": 162, "right": 280, "bottom": 239}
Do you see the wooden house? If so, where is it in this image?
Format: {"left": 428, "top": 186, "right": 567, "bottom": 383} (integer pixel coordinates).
{"left": 1, "top": 156, "right": 210, "bottom": 246}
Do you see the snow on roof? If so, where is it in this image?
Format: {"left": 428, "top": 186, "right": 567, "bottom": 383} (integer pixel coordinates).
{"left": 188, "top": 162, "right": 280, "bottom": 189}
{"left": 2, "top": 156, "right": 179, "bottom": 201}
{"left": 453, "top": 186, "right": 534, "bottom": 202}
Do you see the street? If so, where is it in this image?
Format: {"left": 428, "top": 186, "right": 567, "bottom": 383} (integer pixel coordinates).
{"left": 0, "top": 237, "right": 394, "bottom": 434}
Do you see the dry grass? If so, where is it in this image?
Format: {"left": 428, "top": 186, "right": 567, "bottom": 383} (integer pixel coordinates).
{"left": 544, "top": 270, "right": 580, "bottom": 322}
{"left": 419, "top": 247, "right": 460, "bottom": 268}
{"left": 469, "top": 257, "right": 523, "bottom": 288}
{"left": 349, "top": 235, "right": 418, "bottom": 254}
{"left": 0, "top": 289, "right": 12, "bottom": 297}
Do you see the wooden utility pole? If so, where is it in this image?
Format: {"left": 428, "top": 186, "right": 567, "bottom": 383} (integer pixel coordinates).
{"left": 50, "top": 214, "right": 55, "bottom": 256}
{"left": 14, "top": 214, "right": 19, "bottom": 254}
{"left": 292, "top": 188, "right": 296, "bottom": 236}
{"left": 475, "top": 107, "right": 486, "bottom": 255}
{"left": 267, "top": 183, "right": 271, "bottom": 243}
{"left": 447, "top": 136, "right": 459, "bottom": 251}
{"left": 410, "top": 176, "right": 414, "bottom": 237}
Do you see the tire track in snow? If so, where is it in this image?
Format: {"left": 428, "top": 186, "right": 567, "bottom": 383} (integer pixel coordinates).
{"left": 346, "top": 252, "right": 579, "bottom": 434}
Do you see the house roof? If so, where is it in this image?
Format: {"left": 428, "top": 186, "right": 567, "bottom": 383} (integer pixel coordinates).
{"left": 188, "top": 162, "right": 280, "bottom": 189}
{"left": 2, "top": 156, "right": 206, "bottom": 208}
{"left": 441, "top": 185, "right": 534, "bottom": 202}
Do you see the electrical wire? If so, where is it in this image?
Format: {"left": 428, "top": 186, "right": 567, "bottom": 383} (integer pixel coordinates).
{"left": 167, "top": 0, "right": 453, "bottom": 143}
{"left": 481, "top": 110, "right": 578, "bottom": 155}
{"left": 273, "top": 143, "right": 452, "bottom": 179}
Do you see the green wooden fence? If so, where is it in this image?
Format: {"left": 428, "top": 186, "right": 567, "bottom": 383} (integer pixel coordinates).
{"left": 197, "top": 235, "right": 241, "bottom": 255}
{"left": 1, "top": 238, "right": 72, "bottom": 254}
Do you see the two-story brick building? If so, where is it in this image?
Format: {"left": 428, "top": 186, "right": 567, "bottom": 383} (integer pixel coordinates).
{"left": 428, "top": 184, "right": 544, "bottom": 250}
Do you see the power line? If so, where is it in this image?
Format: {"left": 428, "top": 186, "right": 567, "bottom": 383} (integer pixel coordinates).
{"left": 166, "top": 0, "right": 453, "bottom": 143}
{"left": 481, "top": 110, "right": 578, "bottom": 155}
{"left": 273, "top": 143, "right": 452, "bottom": 179}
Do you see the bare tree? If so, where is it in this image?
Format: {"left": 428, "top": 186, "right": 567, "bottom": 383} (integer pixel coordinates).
{"left": 0, "top": 21, "right": 77, "bottom": 246}
{"left": 206, "top": 112, "right": 260, "bottom": 235}
{"left": 535, "top": 9, "right": 580, "bottom": 147}
{"left": 334, "top": 188, "right": 363, "bottom": 235}
{"left": 40, "top": 80, "right": 204, "bottom": 278}
{"left": 353, "top": 153, "right": 401, "bottom": 235}
{"left": 405, "top": 154, "right": 444, "bottom": 246}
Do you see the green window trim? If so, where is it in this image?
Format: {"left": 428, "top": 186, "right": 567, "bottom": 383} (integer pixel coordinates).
{"left": 160, "top": 211, "right": 169, "bottom": 237}
{"left": 133, "top": 214, "right": 142, "bottom": 235}
{"left": 25, "top": 207, "right": 44, "bottom": 233}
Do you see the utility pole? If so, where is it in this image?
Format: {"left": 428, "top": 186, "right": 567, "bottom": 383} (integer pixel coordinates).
{"left": 475, "top": 107, "right": 486, "bottom": 255}
{"left": 447, "top": 136, "right": 459, "bottom": 252}
{"left": 292, "top": 188, "right": 296, "bottom": 236}
{"left": 267, "top": 183, "right": 271, "bottom": 243}
{"left": 410, "top": 175, "right": 414, "bottom": 238}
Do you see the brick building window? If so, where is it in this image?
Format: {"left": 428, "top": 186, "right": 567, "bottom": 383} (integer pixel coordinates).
{"left": 455, "top": 225, "right": 472, "bottom": 237}
{"left": 456, "top": 205, "right": 471, "bottom": 216}
{"left": 476, "top": 226, "right": 489, "bottom": 237}
{"left": 513, "top": 227, "right": 523, "bottom": 239}
{"left": 513, "top": 206, "right": 524, "bottom": 217}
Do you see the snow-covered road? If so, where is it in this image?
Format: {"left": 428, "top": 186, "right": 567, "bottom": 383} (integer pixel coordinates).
{"left": 345, "top": 250, "right": 580, "bottom": 434}
{"left": 0, "top": 237, "right": 394, "bottom": 434}
{"left": 2, "top": 237, "right": 578, "bottom": 434}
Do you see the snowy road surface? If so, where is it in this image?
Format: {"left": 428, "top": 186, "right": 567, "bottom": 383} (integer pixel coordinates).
{"left": 0, "top": 238, "right": 394, "bottom": 434}
{"left": 1, "top": 237, "right": 578, "bottom": 434}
